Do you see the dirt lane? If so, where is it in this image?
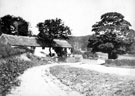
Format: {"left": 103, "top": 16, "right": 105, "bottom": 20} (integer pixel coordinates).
{"left": 7, "top": 64, "right": 83, "bottom": 96}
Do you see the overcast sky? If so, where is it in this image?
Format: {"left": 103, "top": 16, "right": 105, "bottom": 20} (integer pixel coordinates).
{"left": 0, "top": 0, "right": 135, "bottom": 36}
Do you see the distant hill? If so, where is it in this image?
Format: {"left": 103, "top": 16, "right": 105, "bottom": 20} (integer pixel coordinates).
{"left": 68, "top": 35, "right": 91, "bottom": 51}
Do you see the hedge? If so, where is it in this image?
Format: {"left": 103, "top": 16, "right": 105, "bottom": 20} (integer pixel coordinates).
{"left": 0, "top": 57, "right": 34, "bottom": 96}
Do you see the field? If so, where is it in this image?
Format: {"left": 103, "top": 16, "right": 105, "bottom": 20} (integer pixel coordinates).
{"left": 50, "top": 65, "right": 135, "bottom": 96}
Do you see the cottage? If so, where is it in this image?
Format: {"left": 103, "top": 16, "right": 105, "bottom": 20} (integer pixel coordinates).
{"left": 0, "top": 34, "right": 72, "bottom": 57}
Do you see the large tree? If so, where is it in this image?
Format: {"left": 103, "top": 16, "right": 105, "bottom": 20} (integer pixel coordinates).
{"left": 37, "top": 18, "right": 71, "bottom": 57}
{"left": 88, "top": 12, "right": 135, "bottom": 59}
{"left": 0, "top": 15, "right": 30, "bottom": 36}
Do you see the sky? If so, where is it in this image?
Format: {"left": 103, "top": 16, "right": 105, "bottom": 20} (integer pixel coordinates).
{"left": 0, "top": 0, "right": 135, "bottom": 36}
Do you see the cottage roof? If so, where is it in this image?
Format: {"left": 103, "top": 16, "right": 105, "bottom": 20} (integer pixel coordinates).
{"left": 54, "top": 39, "right": 72, "bottom": 48}
{"left": 0, "top": 34, "right": 72, "bottom": 48}
{"left": 0, "top": 34, "right": 40, "bottom": 47}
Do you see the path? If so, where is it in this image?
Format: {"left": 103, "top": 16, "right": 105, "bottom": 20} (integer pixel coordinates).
{"left": 7, "top": 64, "right": 83, "bottom": 96}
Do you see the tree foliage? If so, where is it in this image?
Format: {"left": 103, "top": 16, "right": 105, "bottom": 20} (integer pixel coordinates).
{"left": 37, "top": 18, "right": 71, "bottom": 41}
{"left": 37, "top": 18, "right": 71, "bottom": 58}
{"left": 0, "top": 15, "right": 30, "bottom": 36}
{"left": 88, "top": 12, "right": 135, "bottom": 59}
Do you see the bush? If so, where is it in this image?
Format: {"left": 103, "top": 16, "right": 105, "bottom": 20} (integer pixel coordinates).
{"left": 0, "top": 57, "right": 34, "bottom": 96}
{"left": 105, "top": 59, "right": 135, "bottom": 67}
{"left": 0, "top": 43, "right": 25, "bottom": 58}
{"left": 82, "top": 51, "right": 98, "bottom": 59}
{"left": 26, "top": 52, "right": 53, "bottom": 64}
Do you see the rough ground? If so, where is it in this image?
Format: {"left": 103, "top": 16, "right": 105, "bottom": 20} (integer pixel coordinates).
{"left": 6, "top": 59, "right": 135, "bottom": 96}
{"left": 50, "top": 65, "right": 135, "bottom": 96}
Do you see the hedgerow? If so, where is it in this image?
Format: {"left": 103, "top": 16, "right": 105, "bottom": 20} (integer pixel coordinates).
{"left": 0, "top": 43, "right": 25, "bottom": 58}
{"left": 0, "top": 57, "right": 34, "bottom": 96}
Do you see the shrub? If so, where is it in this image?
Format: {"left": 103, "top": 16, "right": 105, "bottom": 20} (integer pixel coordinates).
{"left": 0, "top": 43, "right": 25, "bottom": 58}
{"left": 82, "top": 51, "right": 98, "bottom": 59}
{"left": 0, "top": 57, "right": 34, "bottom": 96}
{"left": 26, "top": 52, "right": 52, "bottom": 64}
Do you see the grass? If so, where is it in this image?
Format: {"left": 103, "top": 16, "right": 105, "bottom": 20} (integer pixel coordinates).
{"left": 104, "top": 59, "right": 135, "bottom": 68}
{"left": 50, "top": 65, "right": 135, "bottom": 96}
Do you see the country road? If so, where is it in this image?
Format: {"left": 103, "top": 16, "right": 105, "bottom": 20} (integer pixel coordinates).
{"left": 7, "top": 64, "right": 83, "bottom": 96}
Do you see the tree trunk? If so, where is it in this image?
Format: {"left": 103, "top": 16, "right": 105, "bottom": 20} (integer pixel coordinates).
{"left": 49, "top": 47, "right": 52, "bottom": 57}
{"left": 108, "top": 51, "right": 118, "bottom": 59}
{"left": 64, "top": 48, "right": 67, "bottom": 57}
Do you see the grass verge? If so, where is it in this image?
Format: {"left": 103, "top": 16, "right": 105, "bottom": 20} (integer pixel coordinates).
{"left": 50, "top": 65, "right": 135, "bottom": 96}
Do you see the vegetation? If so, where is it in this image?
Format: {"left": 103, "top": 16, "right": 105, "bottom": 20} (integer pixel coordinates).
{"left": 128, "top": 41, "right": 135, "bottom": 54}
{"left": 0, "top": 14, "right": 31, "bottom": 36}
{"left": 0, "top": 43, "right": 28, "bottom": 95}
{"left": 50, "top": 65, "right": 135, "bottom": 96}
{"left": 82, "top": 51, "right": 98, "bottom": 59}
{"left": 88, "top": 12, "right": 135, "bottom": 59}
{"left": 0, "top": 57, "right": 34, "bottom": 96}
{"left": 104, "top": 59, "right": 135, "bottom": 68}
{"left": 0, "top": 43, "right": 25, "bottom": 58}
{"left": 37, "top": 18, "right": 71, "bottom": 58}
{"left": 0, "top": 40, "right": 52, "bottom": 96}
{"left": 0, "top": 51, "right": 52, "bottom": 96}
